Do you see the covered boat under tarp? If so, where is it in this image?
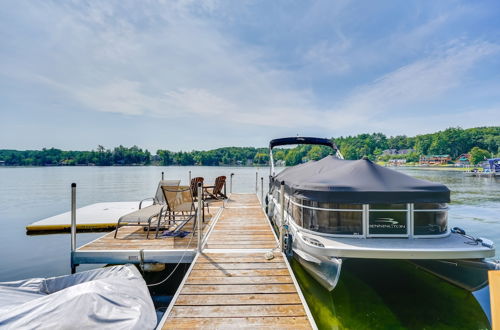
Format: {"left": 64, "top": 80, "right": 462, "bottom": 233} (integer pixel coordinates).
{"left": 267, "top": 153, "right": 496, "bottom": 292}
{"left": 273, "top": 155, "right": 450, "bottom": 204}
{"left": 0, "top": 265, "right": 156, "bottom": 329}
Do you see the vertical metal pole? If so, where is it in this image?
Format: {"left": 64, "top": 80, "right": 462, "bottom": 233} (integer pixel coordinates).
{"left": 197, "top": 182, "right": 203, "bottom": 253}
{"left": 230, "top": 173, "right": 234, "bottom": 193}
{"left": 161, "top": 171, "right": 164, "bottom": 180}
{"left": 255, "top": 172, "right": 258, "bottom": 193}
{"left": 279, "top": 181, "right": 285, "bottom": 251}
{"left": 189, "top": 171, "right": 192, "bottom": 183}
{"left": 260, "top": 177, "right": 264, "bottom": 206}
{"left": 70, "top": 183, "right": 77, "bottom": 274}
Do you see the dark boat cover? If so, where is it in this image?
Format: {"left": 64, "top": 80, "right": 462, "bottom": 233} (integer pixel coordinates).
{"left": 273, "top": 156, "right": 450, "bottom": 203}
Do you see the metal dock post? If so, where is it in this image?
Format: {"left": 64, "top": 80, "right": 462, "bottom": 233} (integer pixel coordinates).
{"left": 279, "top": 181, "right": 285, "bottom": 251}
{"left": 70, "top": 183, "right": 77, "bottom": 274}
{"left": 255, "top": 172, "right": 258, "bottom": 193}
{"left": 197, "top": 183, "right": 203, "bottom": 253}
{"left": 260, "top": 177, "right": 264, "bottom": 207}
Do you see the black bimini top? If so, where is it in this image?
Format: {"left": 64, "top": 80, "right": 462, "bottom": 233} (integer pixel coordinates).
{"left": 270, "top": 137, "right": 336, "bottom": 150}
{"left": 273, "top": 156, "right": 450, "bottom": 204}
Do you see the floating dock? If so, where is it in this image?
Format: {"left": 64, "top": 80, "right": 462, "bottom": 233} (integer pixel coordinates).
{"left": 26, "top": 201, "right": 152, "bottom": 233}
{"left": 70, "top": 193, "right": 316, "bottom": 329}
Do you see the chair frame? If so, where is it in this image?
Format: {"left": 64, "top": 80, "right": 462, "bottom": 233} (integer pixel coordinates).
{"left": 156, "top": 186, "right": 198, "bottom": 238}
{"left": 203, "top": 176, "right": 228, "bottom": 200}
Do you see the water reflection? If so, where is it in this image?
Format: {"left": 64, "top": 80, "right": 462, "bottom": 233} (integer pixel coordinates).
{"left": 292, "top": 258, "right": 491, "bottom": 330}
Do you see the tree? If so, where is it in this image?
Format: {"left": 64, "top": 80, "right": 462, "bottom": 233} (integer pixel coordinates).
{"left": 469, "top": 147, "right": 491, "bottom": 165}
{"left": 253, "top": 153, "right": 269, "bottom": 165}
{"left": 285, "top": 150, "right": 302, "bottom": 165}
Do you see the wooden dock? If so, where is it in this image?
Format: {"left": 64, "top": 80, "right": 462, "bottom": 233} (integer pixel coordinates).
{"left": 158, "top": 194, "right": 316, "bottom": 329}
{"left": 73, "top": 202, "right": 224, "bottom": 265}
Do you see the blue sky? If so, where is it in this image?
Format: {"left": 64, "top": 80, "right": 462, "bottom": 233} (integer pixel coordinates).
{"left": 1, "top": 0, "right": 499, "bottom": 152}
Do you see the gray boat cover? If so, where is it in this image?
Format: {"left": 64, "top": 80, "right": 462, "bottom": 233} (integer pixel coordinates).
{"left": 0, "top": 265, "right": 156, "bottom": 329}
{"left": 273, "top": 156, "right": 450, "bottom": 203}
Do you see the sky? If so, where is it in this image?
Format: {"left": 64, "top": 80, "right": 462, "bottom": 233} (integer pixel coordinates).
{"left": 1, "top": 0, "right": 500, "bottom": 152}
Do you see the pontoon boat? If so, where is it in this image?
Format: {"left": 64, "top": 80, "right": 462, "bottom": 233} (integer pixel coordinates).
{"left": 266, "top": 137, "right": 498, "bottom": 291}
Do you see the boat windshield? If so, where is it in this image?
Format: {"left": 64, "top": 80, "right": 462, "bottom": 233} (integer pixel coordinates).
{"left": 287, "top": 197, "right": 448, "bottom": 237}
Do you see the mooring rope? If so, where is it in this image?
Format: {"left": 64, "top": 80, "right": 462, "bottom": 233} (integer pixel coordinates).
{"left": 146, "top": 225, "right": 197, "bottom": 287}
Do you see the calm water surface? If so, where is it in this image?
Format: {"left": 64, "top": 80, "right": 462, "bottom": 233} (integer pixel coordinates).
{"left": 0, "top": 166, "right": 498, "bottom": 329}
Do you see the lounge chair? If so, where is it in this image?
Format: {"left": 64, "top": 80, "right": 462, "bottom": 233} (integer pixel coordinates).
{"left": 157, "top": 185, "right": 197, "bottom": 238}
{"left": 114, "top": 180, "right": 180, "bottom": 239}
{"left": 203, "top": 175, "right": 227, "bottom": 200}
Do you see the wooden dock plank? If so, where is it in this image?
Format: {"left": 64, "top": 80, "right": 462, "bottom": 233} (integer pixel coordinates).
{"left": 176, "top": 293, "right": 302, "bottom": 306}
{"left": 196, "top": 256, "right": 283, "bottom": 263}
{"left": 186, "top": 275, "right": 293, "bottom": 285}
{"left": 205, "top": 244, "right": 277, "bottom": 249}
{"left": 169, "top": 305, "right": 307, "bottom": 318}
{"left": 164, "top": 316, "right": 311, "bottom": 329}
{"left": 189, "top": 268, "right": 290, "bottom": 277}
{"left": 180, "top": 284, "right": 298, "bottom": 294}
{"left": 192, "top": 262, "right": 287, "bottom": 270}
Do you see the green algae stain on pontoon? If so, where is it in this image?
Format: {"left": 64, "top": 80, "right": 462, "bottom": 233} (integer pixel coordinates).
{"left": 291, "top": 258, "right": 490, "bottom": 330}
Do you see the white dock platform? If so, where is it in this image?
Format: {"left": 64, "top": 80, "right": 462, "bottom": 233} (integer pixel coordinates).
{"left": 26, "top": 201, "right": 152, "bottom": 233}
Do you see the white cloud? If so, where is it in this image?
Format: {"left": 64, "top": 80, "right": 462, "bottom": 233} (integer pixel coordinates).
{"left": 1, "top": 0, "right": 499, "bottom": 146}
{"left": 304, "top": 38, "right": 352, "bottom": 74}
{"left": 324, "top": 41, "right": 500, "bottom": 130}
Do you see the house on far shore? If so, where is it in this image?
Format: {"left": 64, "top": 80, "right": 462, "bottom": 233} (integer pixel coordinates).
{"left": 276, "top": 160, "right": 286, "bottom": 166}
{"left": 382, "top": 148, "right": 414, "bottom": 155}
{"left": 419, "top": 155, "right": 452, "bottom": 165}
{"left": 455, "top": 153, "right": 471, "bottom": 166}
{"left": 388, "top": 159, "right": 407, "bottom": 166}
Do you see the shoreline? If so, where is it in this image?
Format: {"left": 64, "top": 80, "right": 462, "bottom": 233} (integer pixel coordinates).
{"left": 0, "top": 164, "right": 482, "bottom": 171}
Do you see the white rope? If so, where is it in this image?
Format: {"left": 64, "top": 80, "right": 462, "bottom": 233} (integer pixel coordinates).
{"left": 146, "top": 225, "right": 197, "bottom": 287}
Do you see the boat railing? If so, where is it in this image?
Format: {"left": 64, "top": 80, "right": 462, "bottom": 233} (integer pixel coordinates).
{"left": 271, "top": 188, "right": 449, "bottom": 239}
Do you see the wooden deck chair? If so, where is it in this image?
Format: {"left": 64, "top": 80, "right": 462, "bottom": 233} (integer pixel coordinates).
{"left": 190, "top": 177, "right": 210, "bottom": 218}
{"left": 203, "top": 176, "right": 227, "bottom": 200}
{"left": 114, "top": 180, "right": 180, "bottom": 239}
{"left": 157, "top": 185, "right": 197, "bottom": 238}
{"left": 190, "top": 177, "right": 204, "bottom": 199}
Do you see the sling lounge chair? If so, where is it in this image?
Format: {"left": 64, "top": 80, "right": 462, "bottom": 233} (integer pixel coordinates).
{"left": 203, "top": 176, "right": 227, "bottom": 200}
{"left": 114, "top": 179, "right": 180, "bottom": 239}
{"left": 157, "top": 185, "right": 197, "bottom": 238}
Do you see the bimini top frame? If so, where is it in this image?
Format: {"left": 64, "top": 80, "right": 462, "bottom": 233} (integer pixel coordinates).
{"left": 269, "top": 137, "right": 343, "bottom": 175}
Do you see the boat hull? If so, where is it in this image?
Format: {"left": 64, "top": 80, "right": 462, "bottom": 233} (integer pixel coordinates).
{"left": 409, "top": 259, "right": 500, "bottom": 291}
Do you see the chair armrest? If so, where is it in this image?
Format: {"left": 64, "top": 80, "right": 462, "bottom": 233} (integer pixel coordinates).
{"left": 139, "top": 197, "right": 156, "bottom": 209}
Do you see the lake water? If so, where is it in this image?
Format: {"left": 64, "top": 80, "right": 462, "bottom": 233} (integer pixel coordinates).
{"left": 0, "top": 166, "right": 498, "bottom": 329}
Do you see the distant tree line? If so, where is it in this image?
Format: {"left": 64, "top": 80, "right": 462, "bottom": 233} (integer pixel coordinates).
{"left": 271, "top": 127, "right": 499, "bottom": 166}
{"left": 156, "top": 147, "right": 269, "bottom": 166}
{"left": 0, "top": 145, "right": 151, "bottom": 166}
{"left": 343, "top": 126, "right": 498, "bottom": 165}
{"left": 0, "top": 127, "right": 498, "bottom": 167}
